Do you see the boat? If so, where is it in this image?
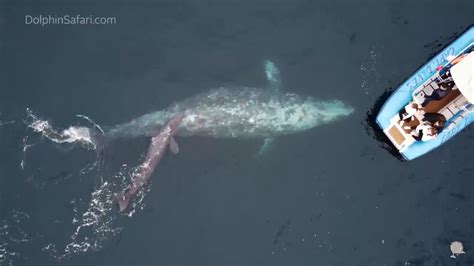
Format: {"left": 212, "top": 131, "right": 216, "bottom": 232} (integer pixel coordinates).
{"left": 376, "top": 26, "right": 474, "bottom": 160}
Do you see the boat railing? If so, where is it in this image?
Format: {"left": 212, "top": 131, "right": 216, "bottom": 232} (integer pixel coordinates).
{"left": 445, "top": 103, "right": 472, "bottom": 130}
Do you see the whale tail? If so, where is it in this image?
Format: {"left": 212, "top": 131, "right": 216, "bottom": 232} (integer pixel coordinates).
{"left": 114, "top": 192, "right": 130, "bottom": 213}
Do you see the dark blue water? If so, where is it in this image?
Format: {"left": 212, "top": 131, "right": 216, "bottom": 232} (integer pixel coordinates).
{"left": 1, "top": 1, "right": 474, "bottom": 265}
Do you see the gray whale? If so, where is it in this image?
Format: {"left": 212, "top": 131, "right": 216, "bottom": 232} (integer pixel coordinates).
{"left": 106, "top": 61, "right": 353, "bottom": 145}
{"left": 107, "top": 87, "right": 353, "bottom": 139}
{"left": 26, "top": 60, "right": 353, "bottom": 154}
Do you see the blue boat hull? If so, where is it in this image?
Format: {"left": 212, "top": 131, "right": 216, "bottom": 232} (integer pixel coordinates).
{"left": 376, "top": 26, "right": 474, "bottom": 160}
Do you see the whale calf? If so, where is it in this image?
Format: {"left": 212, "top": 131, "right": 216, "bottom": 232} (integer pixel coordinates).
{"left": 114, "top": 113, "right": 183, "bottom": 212}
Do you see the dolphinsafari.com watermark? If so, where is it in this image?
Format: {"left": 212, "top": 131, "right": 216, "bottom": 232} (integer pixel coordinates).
{"left": 25, "top": 14, "right": 117, "bottom": 26}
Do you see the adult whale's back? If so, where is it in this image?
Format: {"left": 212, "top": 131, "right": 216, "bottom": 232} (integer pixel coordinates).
{"left": 107, "top": 87, "right": 353, "bottom": 139}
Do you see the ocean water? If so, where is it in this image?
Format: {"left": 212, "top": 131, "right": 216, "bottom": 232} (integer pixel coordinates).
{"left": 1, "top": 1, "right": 474, "bottom": 265}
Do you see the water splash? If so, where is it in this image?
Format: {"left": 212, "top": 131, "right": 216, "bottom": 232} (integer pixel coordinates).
{"left": 42, "top": 163, "right": 151, "bottom": 261}
{"left": 76, "top": 114, "right": 104, "bottom": 135}
{"left": 22, "top": 108, "right": 104, "bottom": 174}
{"left": 113, "top": 164, "right": 152, "bottom": 218}
{"left": 25, "top": 108, "right": 98, "bottom": 150}
{"left": 56, "top": 180, "right": 121, "bottom": 259}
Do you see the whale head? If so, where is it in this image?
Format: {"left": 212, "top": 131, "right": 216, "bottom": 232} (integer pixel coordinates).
{"left": 276, "top": 97, "right": 354, "bottom": 133}
{"left": 311, "top": 99, "right": 354, "bottom": 123}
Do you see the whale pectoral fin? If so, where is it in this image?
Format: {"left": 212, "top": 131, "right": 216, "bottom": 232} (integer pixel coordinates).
{"left": 114, "top": 192, "right": 130, "bottom": 213}
{"left": 170, "top": 137, "right": 179, "bottom": 154}
{"left": 264, "top": 59, "right": 282, "bottom": 94}
{"left": 256, "top": 137, "right": 276, "bottom": 157}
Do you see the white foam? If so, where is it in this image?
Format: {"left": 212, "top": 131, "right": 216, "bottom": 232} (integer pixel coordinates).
{"left": 57, "top": 179, "right": 122, "bottom": 259}
{"left": 76, "top": 114, "right": 104, "bottom": 135}
{"left": 49, "top": 164, "right": 149, "bottom": 260}
{"left": 25, "top": 108, "right": 98, "bottom": 150}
